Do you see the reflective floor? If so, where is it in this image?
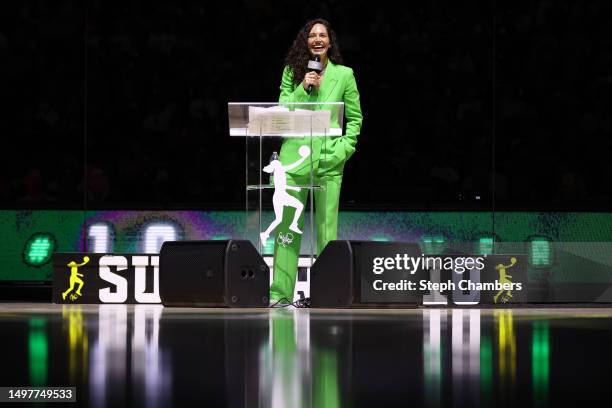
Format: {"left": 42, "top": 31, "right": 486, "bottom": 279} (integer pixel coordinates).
{"left": 1, "top": 304, "right": 612, "bottom": 407}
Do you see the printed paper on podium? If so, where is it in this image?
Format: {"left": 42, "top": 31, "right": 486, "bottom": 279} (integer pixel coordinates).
{"left": 247, "top": 106, "right": 331, "bottom": 136}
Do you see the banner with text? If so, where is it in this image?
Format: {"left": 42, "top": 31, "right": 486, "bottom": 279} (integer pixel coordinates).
{"left": 53, "top": 253, "right": 160, "bottom": 304}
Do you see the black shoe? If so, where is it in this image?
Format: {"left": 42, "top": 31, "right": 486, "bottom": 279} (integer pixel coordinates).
{"left": 269, "top": 299, "right": 293, "bottom": 308}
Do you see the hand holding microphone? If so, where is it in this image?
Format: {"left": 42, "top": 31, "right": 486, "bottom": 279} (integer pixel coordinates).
{"left": 303, "top": 55, "right": 323, "bottom": 93}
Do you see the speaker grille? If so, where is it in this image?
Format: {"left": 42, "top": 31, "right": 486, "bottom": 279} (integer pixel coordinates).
{"left": 160, "top": 240, "right": 269, "bottom": 307}
{"left": 160, "top": 241, "right": 227, "bottom": 306}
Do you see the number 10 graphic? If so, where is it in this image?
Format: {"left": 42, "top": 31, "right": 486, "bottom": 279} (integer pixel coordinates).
{"left": 87, "top": 222, "right": 180, "bottom": 254}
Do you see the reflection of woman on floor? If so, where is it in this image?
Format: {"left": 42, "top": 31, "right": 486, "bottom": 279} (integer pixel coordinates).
{"left": 62, "top": 256, "right": 89, "bottom": 300}
{"left": 260, "top": 146, "right": 311, "bottom": 243}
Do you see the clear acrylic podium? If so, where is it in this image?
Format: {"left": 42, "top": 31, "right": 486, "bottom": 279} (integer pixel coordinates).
{"left": 227, "top": 102, "right": 345, "bottom": 262}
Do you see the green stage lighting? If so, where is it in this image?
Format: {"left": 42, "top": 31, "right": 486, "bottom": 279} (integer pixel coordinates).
{"left": 23, "top": 233, "right": 56, "bottom": 267}
{"left": 421, "top": 235, "right": 446, "bottom": 254}
{"left": 529, "top": 237, "right": 551, "bottom": 267}
{"left": 478, "top": 236, "right": 494, "bottom": 255}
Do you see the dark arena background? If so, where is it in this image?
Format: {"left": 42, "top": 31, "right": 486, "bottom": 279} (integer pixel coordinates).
{"left": 2, "top": 1, "right": 612, "bottom": 407}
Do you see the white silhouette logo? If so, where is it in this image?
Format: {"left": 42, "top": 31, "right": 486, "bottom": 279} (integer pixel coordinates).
{"left": 277, "top": 232, "right": 295, "bottom": 247}
{"left": 260, "top": 145, "right": 311, "bottom": 244}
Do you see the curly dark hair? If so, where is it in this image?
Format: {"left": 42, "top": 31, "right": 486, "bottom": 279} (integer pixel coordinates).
{"left": 284, "top": 18, "right": 344, "bottom": 86}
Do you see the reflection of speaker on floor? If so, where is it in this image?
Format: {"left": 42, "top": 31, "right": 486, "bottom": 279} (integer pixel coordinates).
{"left": 159, "top": 240, "right": 269, "bottom": 307}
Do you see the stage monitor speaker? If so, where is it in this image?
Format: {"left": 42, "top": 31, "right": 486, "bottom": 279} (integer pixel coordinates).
{"left": 310, "top": 240, "right": 422, "bottom": 308}
{"left": 310, "top": 240, "right": 353, "bottom": 308}
{"left": 159, "top": 240, "right": 269, "bottom": 308}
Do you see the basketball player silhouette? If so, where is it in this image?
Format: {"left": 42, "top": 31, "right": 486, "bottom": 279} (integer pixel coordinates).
{"left": 260, "top": 145, "right": 311, "bottom": 244}
{"left": 494, "top": 257, "right": 517, "bottom": 303}
{"left": 62, "top": 256, "right": 89, "bottom": 300}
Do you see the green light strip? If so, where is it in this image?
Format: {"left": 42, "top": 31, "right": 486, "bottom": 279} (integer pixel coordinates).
{"left": 479, "top": 237, "right": 494, "bottom": 255}
{"left": 28, "top": 318, "right": 48, "bottom": 386}
{"left": 24, "top": 234, "right": 55, "bottom": 266}
{"left": 532, "top": 321, "right": 550, "bottom": 407}
{"left": 530, "top": 239, "right": 551, "bottom": 266}
{"left": 211, "top": 234, "right": 231, "bottom": 241}
{"left": 423, "top": 335, "right": 442, "bottom": 407}
{"left": 263, "top": 238, "right": 275, "bottom": 254}
{"left": 421, "top": 236, "right": 446, "bottom": 255}
{"left": 370, "top": 235, "right": 391, "bottom": 242}
{"left": 480, "top": 335, "right": 493, "bottom": 404}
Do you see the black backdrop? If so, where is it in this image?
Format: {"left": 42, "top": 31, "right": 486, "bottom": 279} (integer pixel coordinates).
{"left": 2, "top": 0, "right": 611, "bottom": 210}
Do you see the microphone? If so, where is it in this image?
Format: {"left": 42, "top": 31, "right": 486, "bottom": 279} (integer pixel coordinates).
{"left": 306, "top": 55, "right": 323, "bottom": 93}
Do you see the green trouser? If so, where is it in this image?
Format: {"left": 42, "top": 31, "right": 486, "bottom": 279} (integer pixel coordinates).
{"left": 269, "top": 172, "right": 343, "bottom": 302}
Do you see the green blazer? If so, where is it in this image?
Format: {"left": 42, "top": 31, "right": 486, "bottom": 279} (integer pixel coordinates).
{"left": 278, "top": 61, "right": 363, "bottom": 176}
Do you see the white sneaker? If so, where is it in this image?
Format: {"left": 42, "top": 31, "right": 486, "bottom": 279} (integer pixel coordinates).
{"left": 288, "top": 224, "right": 302, "bottom": 234}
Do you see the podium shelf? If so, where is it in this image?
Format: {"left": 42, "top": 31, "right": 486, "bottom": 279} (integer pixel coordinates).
{"left": 246, "top": 184, "right": 323, "bottom": 191}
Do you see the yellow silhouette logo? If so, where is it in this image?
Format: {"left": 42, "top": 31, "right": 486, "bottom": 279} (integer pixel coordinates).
{"left": 62, "top": 256, "right": 89, "bottom": 301}
{"left": 494, "top": 257, "right": 517, "bottom": 304}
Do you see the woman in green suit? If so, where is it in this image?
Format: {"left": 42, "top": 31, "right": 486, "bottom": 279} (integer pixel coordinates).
{"left": 269, "top": 19, "right": 363, "bottom": 305}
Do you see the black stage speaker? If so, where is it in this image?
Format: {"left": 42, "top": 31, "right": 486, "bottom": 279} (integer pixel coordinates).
{"left": 311, "top": 240, "right": 423, "bottom": 308}
{"left": 310, "top": 241, "right": 353, "bottom": 308}
{"left": 159, "top": 240, "right": 269, "bottom": 307}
